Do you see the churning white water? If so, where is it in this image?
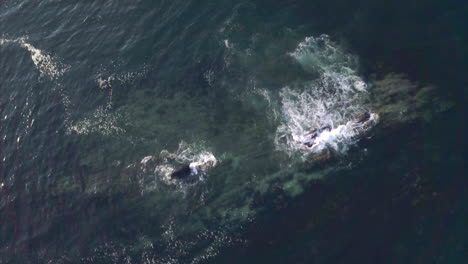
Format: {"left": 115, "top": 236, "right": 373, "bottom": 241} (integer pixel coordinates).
{"left": 276, "top": 35, "right": 377, "bottom": 156}
{"left": 154, "top": 141, "right": 218, "bottom": 185}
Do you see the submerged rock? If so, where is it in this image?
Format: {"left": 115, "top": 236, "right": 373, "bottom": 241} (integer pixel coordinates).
{"left": 369, "top": 73, "right": 453, "bottom": 128}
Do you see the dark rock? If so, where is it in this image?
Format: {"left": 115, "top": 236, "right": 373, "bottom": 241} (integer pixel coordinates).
{"left": 355, "top": 112, "right": 371, "bottom": 123}
{"left": 170, "top": 165, "right": 192, "bottom": 179}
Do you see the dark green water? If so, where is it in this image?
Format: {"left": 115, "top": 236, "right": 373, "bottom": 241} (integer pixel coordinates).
{"left": 0, "top": 0, "right": 466, "bottom": 263}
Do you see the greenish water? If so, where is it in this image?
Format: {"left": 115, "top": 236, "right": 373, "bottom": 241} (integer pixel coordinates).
{"left": 0, "top": 0, "right": 466, "bottom": 263}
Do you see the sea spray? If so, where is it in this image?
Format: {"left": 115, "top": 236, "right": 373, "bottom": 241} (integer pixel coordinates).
{"left": 276, "top": 35, "right": 377, "bottom": 156}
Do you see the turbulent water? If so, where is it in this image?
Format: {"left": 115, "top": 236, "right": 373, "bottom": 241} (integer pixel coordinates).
{"left": 0, "top": 0, "right": 466, "bottom": 263}
{"left": 275, "top": 35, "right": 377, "bottom": 156}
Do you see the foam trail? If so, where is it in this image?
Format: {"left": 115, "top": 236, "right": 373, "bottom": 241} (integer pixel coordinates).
{"left": 0, "top": 37, "right": 69, "bottom": 79}
{"left": 276, "top": 35, "right": 377, "bottom": 156}
{"left": 66, "top": 106, "right": 124, "bottom": 136}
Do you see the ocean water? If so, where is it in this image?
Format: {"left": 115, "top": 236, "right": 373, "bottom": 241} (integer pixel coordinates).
{"left": 0, "top": 0, "right": 466, "bottom": 263}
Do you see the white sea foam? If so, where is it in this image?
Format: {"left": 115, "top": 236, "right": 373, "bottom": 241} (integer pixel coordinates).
{"left": 293, "top": 113, "right": 378, "bottom": 153}
{"left": 223, "top": 39, "right": 232, "bottom": 49}
{"left": 97, "top": 75, "right": 114, "bottom": 90}
{"left": 96, "top": 62, "right": 150, "bottom": 86}
{"left": 140, "top": 155, "right": 155, "bottom": 165}
{"left": 0, "top": 37, "right": 69, "bottom": 79}
{"left": 276, "top": 35, "right": 377, "bottom": 156}
{"left": 203, "top": 69, "right": 215, "bottom": 86}
{"left": 155, "top": 142, "right": 218, "bottom": 185}
{"left": 115, "top": 65, "right": 149, "bottom": 83}
{"left": 67, "top": 65, "right": 145, "bottom": 136}
{"left": 66, "top": 106, "right": 124, "bottom": 136}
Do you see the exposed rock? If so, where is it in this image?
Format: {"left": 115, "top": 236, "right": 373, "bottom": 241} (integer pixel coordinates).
{"left": 170, "top": 164, "right": 192, "bottom": 179}
{"left": 354, "top": 112, "right": 370, "bottom": 123}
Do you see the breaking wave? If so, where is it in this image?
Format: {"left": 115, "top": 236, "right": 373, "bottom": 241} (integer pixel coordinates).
{"left": 276, "top": 35, "right": 377, "bottom": 156}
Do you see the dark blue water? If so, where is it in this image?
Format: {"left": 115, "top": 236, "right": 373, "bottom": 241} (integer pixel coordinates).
{"left": 0, "top": 0, "right": 466, "bottom": 263}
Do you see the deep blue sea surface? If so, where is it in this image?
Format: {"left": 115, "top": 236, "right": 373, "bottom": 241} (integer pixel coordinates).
{"left": 0, "top": 0, "right": 466, "bottom": 263}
